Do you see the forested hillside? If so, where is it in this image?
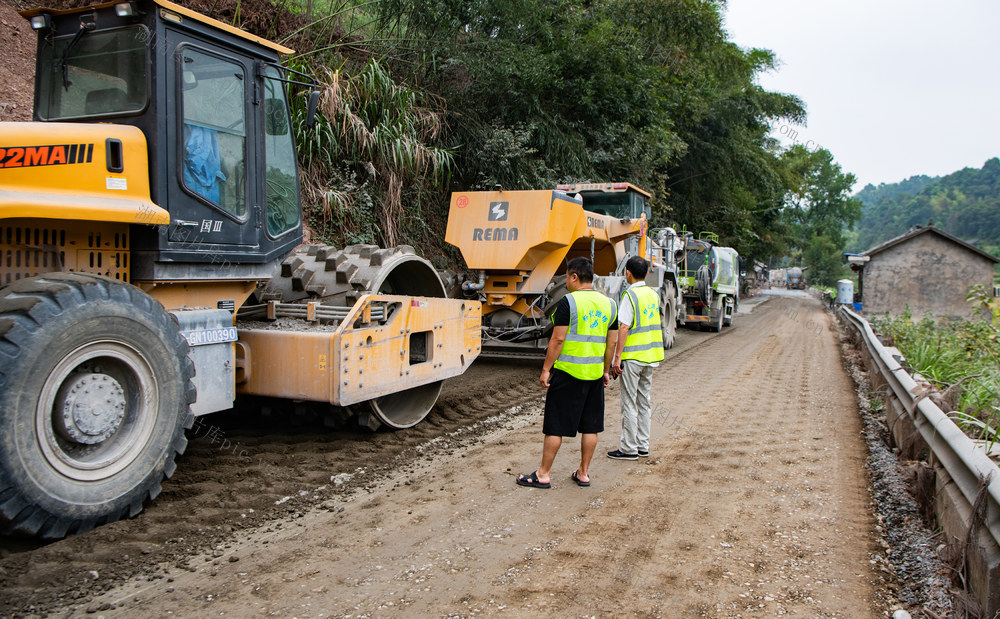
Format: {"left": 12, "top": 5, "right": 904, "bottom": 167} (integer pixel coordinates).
{"left": 846, "top": 159, "right": 1000, "bottom": 258}
{"left": 854, "top": 174, "right": 939, "bottom": 209}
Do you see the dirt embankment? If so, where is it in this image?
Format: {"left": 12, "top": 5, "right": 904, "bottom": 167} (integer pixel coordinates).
{"left": 0, "top": 0, "right": 34, "bottom": 122}
{"left": 1, "top": 294, "right": 957, "bottom": 617}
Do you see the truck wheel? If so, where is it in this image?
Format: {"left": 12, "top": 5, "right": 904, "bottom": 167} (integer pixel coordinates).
{"left": 0, "top": 274, "right": 194, "bottom": 538}
{"left": 723, "top": 296, "right": 734, "bottom": 327}
{"left": 712, "top": 299, "right": 725, "bottom": 332}
{"left": 660, "top": 282, "right": 677, "bottom": 349}
{"left": 695, "top": 265, "right": 713, "bottom": 306}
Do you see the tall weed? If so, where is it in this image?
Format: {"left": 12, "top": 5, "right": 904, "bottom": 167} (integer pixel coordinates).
{"left": 873, "top": 306, "right": 1000, "bottom": 445}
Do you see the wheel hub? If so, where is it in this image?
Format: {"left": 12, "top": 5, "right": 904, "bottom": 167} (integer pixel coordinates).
{"left": 55, "top": 373, "right": 127, "bottom": 444}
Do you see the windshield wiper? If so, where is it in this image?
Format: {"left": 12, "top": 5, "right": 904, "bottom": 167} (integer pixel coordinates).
{"left": 61, "top": 15, "right": 96, "bottom": 90}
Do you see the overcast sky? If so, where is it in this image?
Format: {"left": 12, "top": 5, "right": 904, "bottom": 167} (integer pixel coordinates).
{"left": 723, "top": 0, "right": 1000, "bottom": 191}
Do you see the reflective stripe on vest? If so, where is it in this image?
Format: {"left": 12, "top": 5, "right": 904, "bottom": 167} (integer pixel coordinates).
{"left": 554, "top": 289, "right": 617, "bottom": 380}
{"left": 621, "top": 285, "right": 665, "bottom": 363}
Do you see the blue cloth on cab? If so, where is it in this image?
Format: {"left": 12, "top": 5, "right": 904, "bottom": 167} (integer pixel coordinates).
{"left": 183, "top": 125, "right": 227, "bottom": 203}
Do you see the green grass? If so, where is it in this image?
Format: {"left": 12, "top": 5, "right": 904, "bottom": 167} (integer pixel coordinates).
{"left": 872, "top": 302, "right": 1000, "bottom": 447}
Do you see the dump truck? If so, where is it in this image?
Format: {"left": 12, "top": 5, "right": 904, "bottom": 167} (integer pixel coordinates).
{"left": 0, "top": 0, "right": 481, "bottom": 538}
{"left": 444, "top": 182, "right": 681, "bottom": 357}
{"left": 676, "top": 232, "right": 739, "bottom": 332}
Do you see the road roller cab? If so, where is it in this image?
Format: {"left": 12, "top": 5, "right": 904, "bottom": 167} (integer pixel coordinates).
{"left": 12, "top": 0, "right": 303, "bottom": 287}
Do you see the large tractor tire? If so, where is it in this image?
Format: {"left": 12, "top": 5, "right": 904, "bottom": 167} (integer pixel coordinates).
{"left": 541, "top": 275, "right": 569, "bottom": 318}
{"left": 660, "top": 281, "right": 677, "bottom": 350}
{"left": 261, "top": 244, "right": 447, "bottom": 430}
{"left": 0, "top": 274, "right": 194, "bottom": 538}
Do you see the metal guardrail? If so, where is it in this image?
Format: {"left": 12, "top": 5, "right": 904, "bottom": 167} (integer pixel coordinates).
{"left": 839, "top": 306, "right": 1000, "bottom": 549}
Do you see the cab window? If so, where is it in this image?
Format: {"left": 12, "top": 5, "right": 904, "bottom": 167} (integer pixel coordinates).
{"left": 580, "top": 191, "right": 650, "bottom": 220}
{"left": 582, "top": 192, "right": 630, "bottom": 218}
{"left": 178, "top": 47, "right": 247, "bottom": 218}
{"left": 262, "top": 66, "right": 301, "bottom": 237}
{"left": 37, "top": 26, "right": 149, "bottom": 120}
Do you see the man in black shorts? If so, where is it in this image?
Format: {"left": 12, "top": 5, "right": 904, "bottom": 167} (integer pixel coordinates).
{"left": 516, "top": 257, "right": 618, "bottom": 489}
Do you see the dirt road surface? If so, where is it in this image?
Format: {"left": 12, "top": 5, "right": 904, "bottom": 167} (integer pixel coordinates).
{"left": 1, "top": 293, "right": 897, "bottom": 617}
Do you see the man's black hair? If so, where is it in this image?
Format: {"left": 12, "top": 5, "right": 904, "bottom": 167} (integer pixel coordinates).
{"left": 625, "top": 256, "right": 649, "bottom": 279}
{"left": 567, "top": 257, "right": 594, "bottom": 283}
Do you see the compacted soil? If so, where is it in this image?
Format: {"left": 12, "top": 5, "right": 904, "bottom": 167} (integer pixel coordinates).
{"left": 1, "top": 293, "right": 905, "bottom": 617}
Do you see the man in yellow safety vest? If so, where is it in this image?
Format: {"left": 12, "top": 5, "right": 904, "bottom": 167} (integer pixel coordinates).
{"left": 608, "top": 256, "right": 664, "bottom": 460}
{"left": 516, "top": 257, "right": 618, "bottom": 489}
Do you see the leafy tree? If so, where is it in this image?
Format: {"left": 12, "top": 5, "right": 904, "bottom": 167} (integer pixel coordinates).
{"left": 372, "top": 0, "right": 806, "bottom": 263}
{"left": 781, "top": 146, "right": 861, "bottom": 246}
{"left": 802, "top": 232, "right": 849, "bottom": 286}
{"left": 295, "top": 58, "right": 455, "bottom": 248}
{"left": 663, "top": 45, "right": 804, "bottom": 261}
{"left": 854, "top": 174, "right": 939, "bottom": 210}
{"left": 778, "top": 146, "right": 861, "bottom": 285}
{"left": 246, "top": 0, "right": 851, "bottom": 269}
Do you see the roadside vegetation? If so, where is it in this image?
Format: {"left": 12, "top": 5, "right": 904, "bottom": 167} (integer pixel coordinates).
{"left": 871, "top": 285, "right": 1000, "bottom": 448}
{"left": 111, "top": 0, "right": 857, "bottom": 276}
{"left": 17, "top": 0, "right": 866, "bottom": 274}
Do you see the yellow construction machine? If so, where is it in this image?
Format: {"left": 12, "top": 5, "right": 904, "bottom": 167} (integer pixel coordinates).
{"left": 444, "top": 182, "right": 682, "bottom": 358}
{"left": 0, "top": 0, "right": 480, "bottom": 538}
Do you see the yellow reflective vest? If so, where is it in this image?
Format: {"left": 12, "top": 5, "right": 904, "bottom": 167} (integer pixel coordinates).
{"left": 621, "top": 284, "right": 665, "bottom": 364}
{"left": 553, "top": 289, "right": 617, "bottom": 380}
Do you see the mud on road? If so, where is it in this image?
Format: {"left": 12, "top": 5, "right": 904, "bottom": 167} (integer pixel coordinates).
{"left": 0, "top": 353, "right": 548, "bottom": 614}
{"left": 1, "top": 294, "right": 924, "bottom": 616}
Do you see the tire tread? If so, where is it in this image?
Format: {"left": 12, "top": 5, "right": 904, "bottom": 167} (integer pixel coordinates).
{"left": 0, "top": 274, "right": 194, "bottom": 539}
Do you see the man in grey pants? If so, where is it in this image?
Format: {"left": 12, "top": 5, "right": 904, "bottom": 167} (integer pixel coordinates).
{"left": 607, "top": 256, "right": 664, "bottom": 460}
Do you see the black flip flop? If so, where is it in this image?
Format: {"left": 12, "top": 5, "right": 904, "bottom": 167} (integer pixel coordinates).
{"left": 571, "top": 470, "right": 590, "bottom": 487}
{"left": 516, "top": 470, "right": 551, "bottom": 489}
